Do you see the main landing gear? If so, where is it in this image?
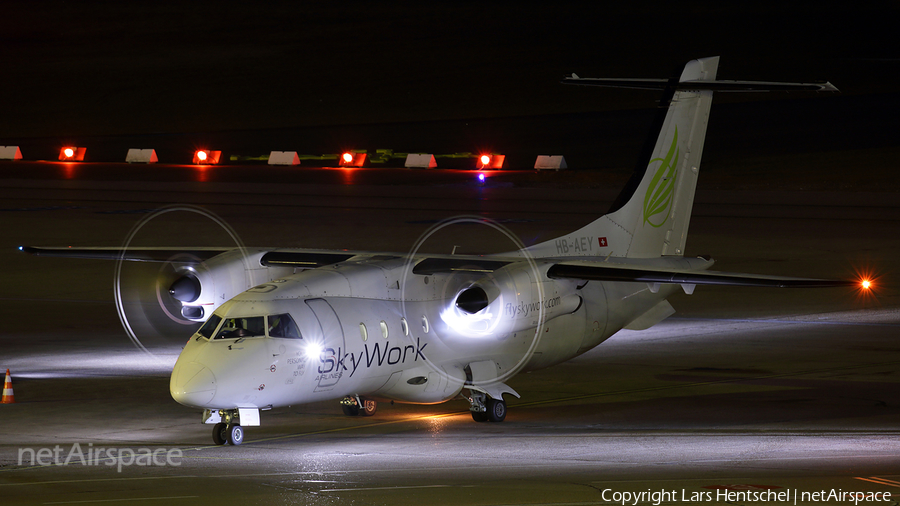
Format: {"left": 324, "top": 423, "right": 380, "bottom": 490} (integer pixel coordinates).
{"left": 341, "top": 395, "right": 377, "bottom": 417}
{"left": 466, "top": 390, "right": 506, "bottom": 423}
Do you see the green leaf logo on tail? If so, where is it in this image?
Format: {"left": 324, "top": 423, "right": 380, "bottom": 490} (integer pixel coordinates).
{"left": 643, "top": 127, "right": 679, "bottom": 228}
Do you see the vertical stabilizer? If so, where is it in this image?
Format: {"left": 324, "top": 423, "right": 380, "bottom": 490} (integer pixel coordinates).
{"left": 617, "top": 56, "right": 717, "bottom": 257}
{"left": 527, "top": 57, "right": 719, "bottom": 259}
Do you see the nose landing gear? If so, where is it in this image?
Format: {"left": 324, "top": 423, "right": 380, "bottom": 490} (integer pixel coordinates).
{"left": 207, "top": 408, "right": 255, "bottom": 445}
{"left": 212, "top": 422, "right": 244, "bottom": 445}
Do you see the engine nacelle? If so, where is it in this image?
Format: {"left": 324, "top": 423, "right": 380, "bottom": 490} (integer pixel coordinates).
{"left": 434, "top": 262, "right": 582, "bottom": 343}
{"left": 175, "top": 249, "right": 287, "bottom": 321}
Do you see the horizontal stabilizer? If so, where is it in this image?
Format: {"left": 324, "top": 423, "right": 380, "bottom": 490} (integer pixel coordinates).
{"left": 562, "top": 76, "right": 838, "bottom": 93}
{"left": 547, "top": 262, "right": 854, "bottom": 288}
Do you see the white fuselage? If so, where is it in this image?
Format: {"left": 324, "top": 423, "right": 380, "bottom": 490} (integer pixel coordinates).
{"left": 170, "top": 256, "right": 683, "bottom": 411}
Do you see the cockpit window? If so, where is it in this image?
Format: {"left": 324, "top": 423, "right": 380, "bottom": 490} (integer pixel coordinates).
{"left": 267, "top": 313, "right": 301, "bottom": 339}
{"left": 214, "top": 316, "right": 266, "bottom": 339}
{"left": 198, "top": 314, "right": 222, "bottom": 339}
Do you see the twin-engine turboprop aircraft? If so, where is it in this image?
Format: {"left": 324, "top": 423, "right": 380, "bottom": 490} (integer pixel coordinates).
{"left": 23, "top": 57, "right": 853, "bottom": 446}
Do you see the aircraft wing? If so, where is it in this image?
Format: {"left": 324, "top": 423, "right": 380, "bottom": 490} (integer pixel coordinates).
{"left": 20, "top": 246, "right": 360, "bottom": 267}
{"left": 19, "top": 246, "right": 232, "bottom": 262}
{"left": 20, "top": 246, "right": 854, "bottom": 287}
{"left": 546, "top": 261, "right": 854, "bottom": 288}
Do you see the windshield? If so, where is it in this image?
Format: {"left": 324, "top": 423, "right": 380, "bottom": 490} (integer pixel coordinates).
{"left": 268, "top": 313, "right": 301, "bottom": 339}
{"left": 197, "top": 314, "right": 222, "bottom": 339}
{"left": 201, "top": 313, "right": 302, "bottom": 340}
{"left": 214, "top": 316, "right": 266, "bottom": 339}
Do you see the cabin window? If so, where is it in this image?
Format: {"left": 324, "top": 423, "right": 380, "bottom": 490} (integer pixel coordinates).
{"left": 400, "top": 317, "right": 409, "bottom": 336}
{"left": 380, "top": 320, "right": 389, "bottom": 339}
{"left": 198, "top": 314, "right": 222, "bottom": 339}
{"left": 267, "top": 313, "right": 301, "bottom": 339}
{"left": 359, "top": 322, "right": 368, "bottom": 341}
{"left": 214, "top": 316, "right": 266, "bottom": 339}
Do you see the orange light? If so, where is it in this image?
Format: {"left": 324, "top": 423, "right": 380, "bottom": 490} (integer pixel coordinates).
{"left": 480, "top": 155, "right": 491, "bottom": 165}
{"left": 64, "top": 148, "right": 74, "bottom": 158}
{"left": 197, "top": 150, "right": 208, "bottom": 161}
{"left": 861, "top": 279, "right": 871, "bottom": 290}
{"left": 342, "top": 152, "right": 354, "bottom": 163}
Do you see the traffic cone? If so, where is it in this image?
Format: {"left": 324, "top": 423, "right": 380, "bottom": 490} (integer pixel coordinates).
{"left": 2, "top": 369, "right": 14, "bottom": 404}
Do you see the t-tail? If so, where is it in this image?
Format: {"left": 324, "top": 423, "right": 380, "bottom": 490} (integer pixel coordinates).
{"left": 526, "top": 56, "right": 837, "bottom": 260}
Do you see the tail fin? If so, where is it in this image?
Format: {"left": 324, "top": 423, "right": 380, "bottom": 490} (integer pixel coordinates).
{"left": 526, "top": 57, "right": 835, "bottom": 260}
{"left": 529, "top": 56, "right": 719, "bottom": 259}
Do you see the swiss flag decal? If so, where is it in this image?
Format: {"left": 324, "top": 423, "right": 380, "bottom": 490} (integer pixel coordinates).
{"left": 598, "top": 237, "right": 608, "bottom": 247}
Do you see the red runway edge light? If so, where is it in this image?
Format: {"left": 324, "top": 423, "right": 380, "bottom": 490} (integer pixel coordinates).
{"left": 477, "top": 153, "right": 504, "bottom": 169}
{"left": 339, "top": 151, "right": 366, "bottom": 167}
{"left": 193, "top": 150, "right": 221, "bottom": 165}
{"left": 59, "top": 147, "right": 86, "bottom": 161}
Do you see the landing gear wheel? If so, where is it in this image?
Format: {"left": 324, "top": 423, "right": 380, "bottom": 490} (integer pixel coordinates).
{"left": 486, "top": 398, "right": 506, "bottom": 422}
{"left": 226, "top": 424, "right": 244, "bottom": 445}
{"left": 471, "top": 411, "right": 489, "bottom": 423}
{"left": 212, "top": 422, "right": 227, "bottom": 445}
{"left": 342, "top": 403, "right": 360, "bottom": 416}
{"left": 360, "top": 398, "right": 377, "bottom": 416}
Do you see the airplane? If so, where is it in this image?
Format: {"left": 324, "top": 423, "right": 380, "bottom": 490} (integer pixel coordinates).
{"left": 21, "top": 57, "right": 857, "bottom": 446}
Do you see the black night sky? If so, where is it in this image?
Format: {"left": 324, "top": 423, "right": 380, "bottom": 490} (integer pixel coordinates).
{"left": 1, "top": 3, "right": 898, "bottom": 176}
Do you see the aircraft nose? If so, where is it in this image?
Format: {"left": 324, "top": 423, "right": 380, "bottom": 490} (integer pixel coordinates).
{"left": 170, "top": 361, "right": 217, "bottom": 407}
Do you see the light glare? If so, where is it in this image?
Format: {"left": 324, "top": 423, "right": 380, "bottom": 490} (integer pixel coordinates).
{"left": 304, "top": 342, "right": 323, "bottom": 361}
{"left": 196, "top": 150, "right": 208, "bottom": 161}
{"left": 342, "top": 153, "right": 353, "bottom": 163}
{"left": 64, "top": 148, "right": 74, "bottom": 158}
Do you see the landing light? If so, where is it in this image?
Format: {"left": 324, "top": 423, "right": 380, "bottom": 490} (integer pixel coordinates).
{"left": 342, "top": 152, "right": 353, "bottom": 163}
{"left": 304, "top": 342, "right": 323, "bottom": 361}
{"left": 64, "top": 148, "right": 74, "bottom": 158}
{"left": 861, "top": 279, "right": 872, "bottom": 290}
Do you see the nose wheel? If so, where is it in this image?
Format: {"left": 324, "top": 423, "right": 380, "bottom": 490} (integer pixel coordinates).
{"left": 212, "top": 422, "right": 244, "bottom": 445}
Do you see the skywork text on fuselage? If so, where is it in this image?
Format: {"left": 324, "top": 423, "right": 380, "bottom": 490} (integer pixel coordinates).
{"left": 316, "top": 338, "right": 428, "bottom": 379}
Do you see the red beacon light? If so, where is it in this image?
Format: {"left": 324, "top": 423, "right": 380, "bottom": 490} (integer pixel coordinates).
{"left": 339, "top": 151, "right": 367, "bottom": 167}
{"left": 476, "top": 153, "right": 505, "bottom": 169}
{"left": 59, "top": 147, "right": 86, "bottom": 161}
{"left": 193, "top": 150, "right": 221, "bottom": 165}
